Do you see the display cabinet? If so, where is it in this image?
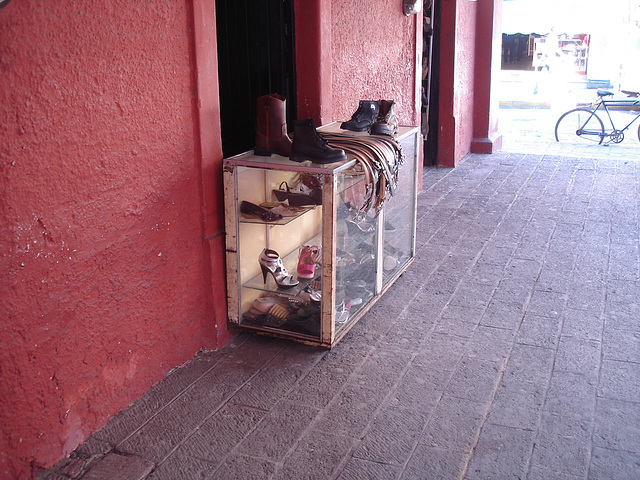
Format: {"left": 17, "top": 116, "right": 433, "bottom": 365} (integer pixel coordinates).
{"left": 223, "top": 124, "right": 419, "bottom": 348}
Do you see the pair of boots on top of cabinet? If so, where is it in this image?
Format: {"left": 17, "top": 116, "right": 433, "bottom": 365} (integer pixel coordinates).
{"left": 253, "top": 93, "right": 345, "bottom": 164}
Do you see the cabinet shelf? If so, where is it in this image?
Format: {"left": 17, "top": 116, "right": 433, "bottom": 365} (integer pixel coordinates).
{"left": 223, "top": 123, "right": 420, "bottom": 348}
{"left": 239, "top": 206, "right": 318, "bottom": 226}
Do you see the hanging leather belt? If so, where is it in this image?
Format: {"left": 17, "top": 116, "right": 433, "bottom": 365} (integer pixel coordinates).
{"left": 319, "top": 132, "right": 404, "bottom": 216}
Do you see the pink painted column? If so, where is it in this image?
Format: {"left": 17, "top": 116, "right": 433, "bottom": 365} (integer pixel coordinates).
{"left": 294, "top": 0, "right": 333, "bottom": 125}
{"left": 471, "top": 0, "right": 503, "bottom": 153}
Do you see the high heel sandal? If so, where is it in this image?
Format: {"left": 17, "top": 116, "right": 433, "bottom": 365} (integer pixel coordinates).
{"left": 272, "top": 181, "right": 322, "bottom": 206}
{"left": 297, "top": 245, "right": 322, "bottom": 279}
{"left": 240, "top": 201, "right": 283, "bottom": 222}
{"left": 345, "top": 219, "right": 375, "bottom": 235}
{"left": 259, "top": 248, "right": 299, "bottom": 288}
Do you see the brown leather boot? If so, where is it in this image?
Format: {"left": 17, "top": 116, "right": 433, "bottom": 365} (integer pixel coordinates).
{"left": 370, "top": 100, "right": 399, "bottom": 136}
{"left": 254, "top": 94, "right": 293, "bottom": 157}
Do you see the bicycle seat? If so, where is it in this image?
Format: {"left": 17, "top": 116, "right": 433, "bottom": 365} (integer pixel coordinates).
{"left": 621, "top": 90, "right": 639, "bottom": 98}
{"left": 597, "top": 89, "right": 614, "bottom": 97}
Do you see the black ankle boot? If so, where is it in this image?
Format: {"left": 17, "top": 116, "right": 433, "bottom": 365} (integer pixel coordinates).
{"left": 370, "top": 99, "right": 399, "bottom": 136}
{"left": 290, "top": 119, "right": 347, "bottom": 164}
{"left": 340, "top": 100, "right": 379, "bottom": 132}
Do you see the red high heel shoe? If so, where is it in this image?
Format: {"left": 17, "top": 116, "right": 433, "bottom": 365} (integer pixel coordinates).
{"left": 297, "top": 245, "right": 321, "bottom": 279}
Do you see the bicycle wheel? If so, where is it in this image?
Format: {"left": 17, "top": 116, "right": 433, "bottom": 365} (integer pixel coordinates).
{"left": 637, "top": 120, "right": 640, "bottom": 142}
{"left": 555, "top": 108, "right": 604, "bottom": 144}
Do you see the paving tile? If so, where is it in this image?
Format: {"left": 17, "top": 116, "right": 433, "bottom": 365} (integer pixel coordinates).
{"left": 272, "top": 431, "right": 356, "bottom": 480}
{"left": 73, "top": 435, "right": 112, "bottom": 459}
{"left": 464, "top": 424, "right": 534, "bottom": 480}
{"left": 526, "top": 466, "right": 584, "bottom": 480}
{"left": 544, "top": 370, "right": 598, "bottom": 417}
{"left": 597, "top": 359, "right": 640, "bottom": 402}
{"left": 443, "top": 357, "right": 503, "bottom": 403}
{"left": 148, "top": 381, "right": 236, "bottom": 432}
{"left": 565, "top": 284, "right": 607, "bottom": 312}
{"left": 502, "top": 343, "right": 555, "bottom": 386}
{"left": 349, "top": 348, "right": 413, "bottom": 390}
{"left": 479, "top": 298, "right": 526, "bottom": 330}
{"left": 433, "top": 305, "right": 484, "bottom": 338}
{"left": 42, "top": 473, "right": 69, "bottom": 480}
{"left": 222, "top": 335, "right": 287, "bottom": 369}
{"left": 147, "top": 451, "right": 217, "bottom": 480}
{"left": 117, "top": 424, "right": 187, "bottom": 464}
{"left": 211, "top": 454, "right": 278, "bottom": 480}
{"left": 554, "top": 336, "right": 601, "bottom": 377}
{"left": 529, "top": 413, "right": 592, "bottom": 477}
{"left": 606, "top": 279, "right": 640, "bottom": 303}
{"left": 525, "top": 290, "right": 567, "bottom": 318}
{"left": 589, "top": 446, "right": 640, "bottom": 480}
{"left": 560, "top": 309, "right": 604, "bottom": 341}
{"left": 401, "top": 445, "right": 465, "bottom": 480}
{"left": 465, "top": 325, "right": 514, "bottom": 362}
{"left": 593, "top": 398, "right": 640, "bottom": 452}
{"left": 314, "top": 384, "right": 388, "bottom": 438}
{"left": 419, "top": 396, "right": 488, "bottom": 452}
{"left": 235, "top": 400, "right": 320, "bottom": 461}
{"left": 80, "top": 453, "right": 154, "bottom": 480}
{"left": 43, "top": 457, "right": 89, "bottom": 480}
{"left": 447, "top": 282, "right": 496, "bottom": 310}
{"left": 176, "top": 404, "right": 267, "bottom": 463}
{"left": 602, "top": 329, "right": 640, "bottom": 363}
{"left": 432, "top": 315, "right": 480, "bottom": 339}
{"left": 604, "top": 302, "right": 640, "bottom": 332}
{"left": 485, "top": 377, "right": 546, "bottom": 431}
{"left": 321, "top": 338, "right": 375, "bottom": 367}
{"left": 286, "top": 360, "right": 353, "bottom": 409}
{"left": 417, "top": 331, "right": 468, "bottom": 360}
{"left": 515, "top": 312, "right": 562, "bottom": 349}
{"left": 336, "top": 457, "right": 403, "bottom": 480}
{"left": 386, "top": 365, "right": 449, "bottom": 411}
{"left": 227, "top": 356, "right": 313, "bottom": 410}
{"left": 352, "top": 407, "right": 430, "bottom": 465}
{"left": 377, "top": 319, "right": 432, "bottom": 352}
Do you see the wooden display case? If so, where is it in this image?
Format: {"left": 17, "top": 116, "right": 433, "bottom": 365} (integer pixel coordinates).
{"left": 223, "top": 124, "right": 419, "bottom": 348}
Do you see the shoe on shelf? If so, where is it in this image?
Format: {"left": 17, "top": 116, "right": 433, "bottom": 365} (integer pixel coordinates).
{"left": 254, "top": 93, "right": 293, "bottom": 157}
{"left": 272, "top": 181, "right": 322, "bottom": 206}
{"left": 345, "top": 219, "right": 375, "bottom": 235}
{"left": 259, "top": 202, "right": 307, "bottom": 217}
{"left": 259, "top": 248, "right": 299, "bottom": 288}
{"left": 240, "top": 201, "right": 283, "bottom": 222}
{"left": 370, "top": 99, "right": 399, "bottom": 136}
{"left": 290, "top": 119, "right": 347, "bottom": 164}
{"left": 297, "top": 245, "right": 322, "bottom": 279}
{"left": 340, "top": 100, "right": 379, "bottom": 132}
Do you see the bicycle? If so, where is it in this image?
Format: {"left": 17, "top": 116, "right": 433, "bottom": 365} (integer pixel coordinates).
{"left": 554, "top": 89, "right": 640, "bottom": 145}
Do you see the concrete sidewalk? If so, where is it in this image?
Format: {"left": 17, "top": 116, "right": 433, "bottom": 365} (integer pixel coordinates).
{"left": 41, "top": 142, "right": 640, "bottom": 479}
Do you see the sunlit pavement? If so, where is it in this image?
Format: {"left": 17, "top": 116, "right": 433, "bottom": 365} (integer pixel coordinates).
{"left": 499, "top": 71, "right": 639, "bottom": 160}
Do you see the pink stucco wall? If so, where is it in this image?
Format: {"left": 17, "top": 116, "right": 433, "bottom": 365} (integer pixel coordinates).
{"left": 295, "top": 0, "right": 421, "bottom": 128}
{"left": 331, "top": 0, "right": 421, "bottom": 127}
{"left": 0, "top": 1, "right": 226, "bottom": 477}
{"left": 1, "top": 0, "right": 426, "bottom": 477}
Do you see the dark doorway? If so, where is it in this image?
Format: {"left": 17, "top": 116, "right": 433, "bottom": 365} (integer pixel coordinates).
{"left": 215, "top": 0, "right": 297, "bottom": 158}
{"left": 423, "top": 0, "right": 439, "bottom": 165}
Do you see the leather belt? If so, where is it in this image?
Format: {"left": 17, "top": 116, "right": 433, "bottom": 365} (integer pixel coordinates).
{"left": 319, "top": 132, "right": 404, "bottom": 216}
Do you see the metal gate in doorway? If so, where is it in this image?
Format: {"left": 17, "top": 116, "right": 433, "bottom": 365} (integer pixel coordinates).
{"left": 216, "top": 0, "right": 297, "bottom": 158}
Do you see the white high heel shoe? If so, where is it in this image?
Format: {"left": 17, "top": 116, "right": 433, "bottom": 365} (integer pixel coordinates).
{"left": 259, "top": 248, "right": 299, "bottom": 288}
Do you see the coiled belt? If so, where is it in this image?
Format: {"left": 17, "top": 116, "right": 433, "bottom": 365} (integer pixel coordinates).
{"left": 319, "top": 132, "right": 404, "bottom": 216}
